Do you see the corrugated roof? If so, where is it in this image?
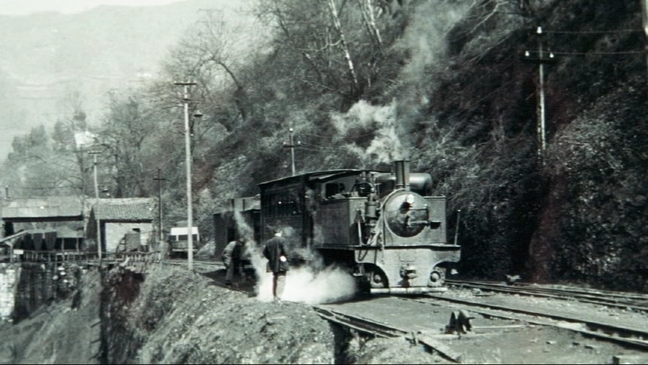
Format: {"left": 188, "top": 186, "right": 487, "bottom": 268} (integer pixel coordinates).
{"left": 258, "top": 168, "right": 390, "bottom": 187}
{"left": 2, "top": 196, "right": 84, "bottom": 219}
{"left": 95, "top": 198, "right": 154, "bottom": 221}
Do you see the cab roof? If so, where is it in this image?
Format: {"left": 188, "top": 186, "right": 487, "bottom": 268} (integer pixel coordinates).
{"left": 258, "top": 168, "right": 389, "bottom": 187}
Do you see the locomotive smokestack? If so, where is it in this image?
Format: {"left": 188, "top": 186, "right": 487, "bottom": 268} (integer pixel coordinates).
{"left": 394, "top": 160, "right": 410, "bottom": 191}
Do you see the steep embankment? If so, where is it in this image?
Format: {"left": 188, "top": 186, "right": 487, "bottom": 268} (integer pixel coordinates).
{"left": 419, "top": 0, "right": 648, "bottom": 290}
{"left": 0, "top": 264, "right": 444, "bottom": 364}
{"left": 0, "top": 268, "right": 101, "bottom": 363}
{"left": 100, "top": 266, "right": 440, "bottom": 364}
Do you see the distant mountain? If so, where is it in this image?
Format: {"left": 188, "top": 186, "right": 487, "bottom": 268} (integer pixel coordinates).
{"left": 0, "top": 0, "right": 251, "bottom": 160}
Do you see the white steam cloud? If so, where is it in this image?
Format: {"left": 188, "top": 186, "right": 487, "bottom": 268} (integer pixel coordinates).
{"left": 254, "top": 265, "right": 357, "bottom": 305}
{"left": 331, "top": 99, "right": 406, "bottom": 165}
{"left": 232, "top": 212, "right": 358, "bottom": 304}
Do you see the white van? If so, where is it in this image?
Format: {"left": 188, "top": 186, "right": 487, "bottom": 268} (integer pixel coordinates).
{"left": 168, "top": 226, "right": 199, "bottom": 258}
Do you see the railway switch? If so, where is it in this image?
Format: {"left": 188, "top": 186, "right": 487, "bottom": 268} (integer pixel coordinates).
{"left": 445, "top": 310, "right": 474, "bottom": 335}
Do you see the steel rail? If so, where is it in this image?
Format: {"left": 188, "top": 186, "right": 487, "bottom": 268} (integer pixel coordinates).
{"left": 448, "top": 279, "right": 648, "bottom": 301}
{"left": 312, "top": 306, "right": 463, "bottom": 363}
{"left": 417, "top": 294, "right": 648, "bottom": 351}
{"left": 446, "top": 280, "right": 648, "bottom": 312}
{"left": 446, "top": 279, "right": 648, "bottom": 300}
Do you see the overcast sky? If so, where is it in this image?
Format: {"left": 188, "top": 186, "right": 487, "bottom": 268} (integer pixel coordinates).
{"left": 0, "top": 0, "right": 186, "bottom": 16}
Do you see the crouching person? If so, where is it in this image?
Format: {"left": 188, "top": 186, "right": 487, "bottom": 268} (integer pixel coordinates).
{"left": 223, "top": 237, "right": 246, "bottom": 286}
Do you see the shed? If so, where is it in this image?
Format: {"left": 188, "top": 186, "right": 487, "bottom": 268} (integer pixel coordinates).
{"left": 88, "top": 198, "right": 155, "bottom": 253}
{"left": 2, "top": 196, "right": 85, "bottom": 224}
{"left": 1, "top": 196, "right": 88, "bottom": 252}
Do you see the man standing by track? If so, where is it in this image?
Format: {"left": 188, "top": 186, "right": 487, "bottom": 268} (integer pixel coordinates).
{"left": 263, "top": 227, "right": 289, "bottom": 301}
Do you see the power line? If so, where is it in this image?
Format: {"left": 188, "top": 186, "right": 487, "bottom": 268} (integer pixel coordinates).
{"left": 300, "top": 141, "right": 339, "bottom": 151}
{"left": 299, "top": 129, "right": 382, "bottom": 140}
{"left": 527, "top": 50, "right": 644, "bottom": 55}
{"left": 441, "top": 79, "right": 519, "bottom": 122}
{"left": 545, "top": 29, "right": 642, "bottom": 34}
{"left": 4, "top": 186, "right": 81, "bottom": 190}
{"left": 426, "top": 52, "right": 518, "bottom": 114}
{"left": 296, "top": 146, "right": 325, "bottom": 153}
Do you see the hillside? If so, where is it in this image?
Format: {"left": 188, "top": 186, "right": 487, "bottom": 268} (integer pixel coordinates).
{"left": 191, "top": 0, "right": 648, "bottom": 290}
{"left": 0, "top": 0, "right": 251, "bottom": 159}
{"left": 2, "top": 0, "right": 646, "bottom": 292}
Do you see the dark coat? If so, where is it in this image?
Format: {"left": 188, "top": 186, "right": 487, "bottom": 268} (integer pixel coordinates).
{"left": 263, "top": 236, "right": 288, "bottom": 273}
{"left": 222, "top": 241, "right": 243, "bottom": 266}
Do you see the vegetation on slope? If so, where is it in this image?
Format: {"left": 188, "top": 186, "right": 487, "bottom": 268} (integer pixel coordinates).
{"left": 2, "top": 0, "right": 647, "bottom": 290}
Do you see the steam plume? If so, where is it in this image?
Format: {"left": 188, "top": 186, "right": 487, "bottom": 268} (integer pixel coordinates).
{"left": 327, "top": 1, "right": 470, "bottom": 168}
{"left": 331, "top": 99, "right": 406, "bottom": 165}
{"left": 232, "top": 212, "right": 358, "bottom": 304}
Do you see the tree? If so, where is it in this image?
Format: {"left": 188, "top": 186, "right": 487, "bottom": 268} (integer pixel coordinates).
{"left": 98, "top": 92, "right": 157, "bottom": 198}
{"left": 253, "top": 0, "right": 405, "bottom": 106}
{"left": 3, "top": 126, "right": 58, "bottom": 198}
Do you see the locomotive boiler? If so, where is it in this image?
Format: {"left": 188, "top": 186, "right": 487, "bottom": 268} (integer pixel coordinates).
{"left": 215, "top": 160, "right": 461, "bottom": 294}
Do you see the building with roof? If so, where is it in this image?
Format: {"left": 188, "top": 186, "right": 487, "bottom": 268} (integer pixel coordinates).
{"left": 1, "top": 196, "right": 157, "bottom": 255}
{"left": 87, "top": 197, "right": 155, "bottom": 253}
{"left": 0, "top": 196, "right": 88, "bottom": 255}
{"left": 1, "top": 196, "right": 86, "bottom": 224}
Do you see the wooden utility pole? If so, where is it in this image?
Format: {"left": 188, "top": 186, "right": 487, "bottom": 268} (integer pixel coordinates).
{"left": 282, "top": 128, "right": 301, "bottom": 176}
{"left": 523, "top": 26, "right": 556, "bottom": 166}
{"left": 641, "top": 0, "right": 648, "bottom": 81}
{"left": 88, "top": 150, "right": 102, "bottom": 262}
{"left": 154, "top": 168, "right": 166, "bottom": 255}
{"left": 174, "top": 82, "right": 197, "bottom": 271}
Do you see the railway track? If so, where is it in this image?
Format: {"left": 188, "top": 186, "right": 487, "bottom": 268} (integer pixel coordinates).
{"left": 153, "top": 262, "right": 648, "bottom": 361}
{"left": 315, "top": 292, "right": 648, "bottom": 363}
{"left": 313, "top": 305, "right": 464, "bottom": 362}
{"left": 407, "top": 292, "right": 648, "bottom": 351}
{"left": 163, "top": 258, "right": 222, "bottom": 271}
{"left": 446, "top": 279, "right": 648, "bottom": 312}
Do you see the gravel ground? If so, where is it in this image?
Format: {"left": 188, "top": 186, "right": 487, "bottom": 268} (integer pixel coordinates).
{"left": 442, "top": 286, "right": 648, "bottom": 332}
{"left": 108, "top": 265, "right": 441, "bottom": 364}
{"left": 2, "top": 264, "right": 648, "bottom": 364}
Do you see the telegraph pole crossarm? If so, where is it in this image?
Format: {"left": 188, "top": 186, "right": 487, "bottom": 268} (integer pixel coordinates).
{"left": 522, "top": 26, "right": 557, "bottom": 167}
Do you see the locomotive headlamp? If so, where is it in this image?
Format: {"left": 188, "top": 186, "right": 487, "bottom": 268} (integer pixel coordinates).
{"left": 401, "top": 194, "right": 416, "bottom": 211}
{"left": 406, "top": 194, "right": 415, "bottom": 204}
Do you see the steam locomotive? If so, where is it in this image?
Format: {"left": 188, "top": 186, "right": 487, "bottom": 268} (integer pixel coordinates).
{"left": 213, "top": 160, "right": 461, "bottom": 294}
